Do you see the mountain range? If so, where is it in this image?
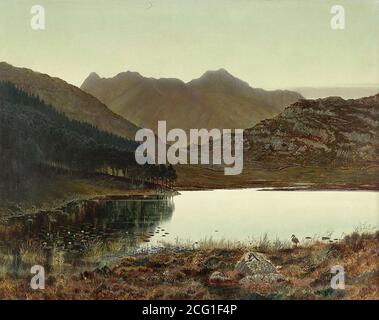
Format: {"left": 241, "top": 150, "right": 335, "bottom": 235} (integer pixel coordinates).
{"left": 81, "top": 68, "right": 303, "bottom": 132}
{"left": 1, "top": 61, "right": 377, "bottom": 170}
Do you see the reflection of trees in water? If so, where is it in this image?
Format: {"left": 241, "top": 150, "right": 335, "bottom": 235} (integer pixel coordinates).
{"left": 0, "top": 196, "right": 175, "bottom": 276}
{"left": 94, "top": 197, "right": 174, "bottom": 227}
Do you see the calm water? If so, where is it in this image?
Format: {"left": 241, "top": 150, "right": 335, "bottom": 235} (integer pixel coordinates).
{"left": 0, "top": 189, "right": 378, "bottom": 276}
{"left": 164, "top": 189, "right": 378, "bottom": 242}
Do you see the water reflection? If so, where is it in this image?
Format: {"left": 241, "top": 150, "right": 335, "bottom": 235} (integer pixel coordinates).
{"left": 0, "top": 195, "right": 174, "bottom": 277}
{"left": 1, "top": 189, "right": 377, "bottom": 277}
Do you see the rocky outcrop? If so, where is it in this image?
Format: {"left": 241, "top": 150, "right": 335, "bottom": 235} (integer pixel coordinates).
{"left": 244, "top": 94, "right": 379, "bottom": 167}
{"left": 235, "top": 252, "right": 284, "bottom": 284}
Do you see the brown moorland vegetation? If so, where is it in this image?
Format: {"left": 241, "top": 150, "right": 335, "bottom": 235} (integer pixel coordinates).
{"left": 0, "top": 231, "right": 377, "bottom": 300}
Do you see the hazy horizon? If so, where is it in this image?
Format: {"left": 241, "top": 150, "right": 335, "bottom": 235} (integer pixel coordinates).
{"left": 0, "top": 0, "right": 378, "bottom": 91}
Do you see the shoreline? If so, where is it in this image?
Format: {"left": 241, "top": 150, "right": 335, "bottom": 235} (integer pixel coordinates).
{"left": 1, "top": 183, "right": 378, "bottom": 221}
{"left": 1, "top": 163, "right": 379, "bottom": 217}
{"left": 0, "top": 231, "right": 377, "bottom": 300}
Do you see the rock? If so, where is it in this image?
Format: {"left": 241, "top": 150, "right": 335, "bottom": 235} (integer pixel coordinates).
{"left": 239, "top": 274, "right": 283, "bottom": 285}
{"left": 235, "top": 252, "right": 284, "bottom": 284}
{"left": 209, "top": 271, "right": 231, "bottom": 284}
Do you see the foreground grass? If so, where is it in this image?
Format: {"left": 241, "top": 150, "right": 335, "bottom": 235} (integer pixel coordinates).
{"left": 0, "top": 231, "right": 377, "bottom": 300}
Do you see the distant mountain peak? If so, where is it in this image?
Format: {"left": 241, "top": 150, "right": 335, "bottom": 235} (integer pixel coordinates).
{"left": 114, "top": 71, "right": 144, "bottom": 80}
{"left": 203, "top": 68, "right": 232, "bottom": 76}
{"left": 189, "top": 68, "right": 251, "bottom": 91}
{"left": 87, "top": 72, "right": 100, "bottom": 80}
{"left": 198, "top": 68, "right": 239, "bottom": 81}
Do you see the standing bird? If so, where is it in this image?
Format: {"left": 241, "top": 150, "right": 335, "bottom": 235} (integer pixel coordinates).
{"left": 291, "top": 234, "right": 300, "bottom": 247}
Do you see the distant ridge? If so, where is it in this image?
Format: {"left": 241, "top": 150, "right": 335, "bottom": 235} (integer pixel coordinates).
{"left": 293, "top": 86, "right": 379, "bottom": 100}
{"left": 81, "top": 68, "right": 303, "bottom": 132}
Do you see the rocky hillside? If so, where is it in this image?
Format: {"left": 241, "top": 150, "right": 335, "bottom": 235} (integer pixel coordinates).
{"left": 244, "top": 94, "right": 379, "bottom": 167}
{"left": 81, "top": 68, "right": 302, "bottom": 132}
{"left": 0, "top": 62, "right": 139, "bottom": 139}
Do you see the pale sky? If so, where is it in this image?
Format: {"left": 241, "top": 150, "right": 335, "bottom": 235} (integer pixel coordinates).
{"left": 0, "top": 0, "right": 378, "bottom": 89}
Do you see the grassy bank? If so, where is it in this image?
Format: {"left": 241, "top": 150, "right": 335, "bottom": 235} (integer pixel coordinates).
{"left": 175, "top": 164, "right": 379, "bottom": 190}
{"left": 0, "top": 231, "right": 377, "bottom": 300}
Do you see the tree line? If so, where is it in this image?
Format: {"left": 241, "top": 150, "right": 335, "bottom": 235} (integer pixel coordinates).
{"left": 0, "top": 82, "right": 176, "bottom": 194}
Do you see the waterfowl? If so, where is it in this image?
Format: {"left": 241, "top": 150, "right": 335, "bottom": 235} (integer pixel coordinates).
{"left": 291, "top": 234, "right": 300, "bottom": 247}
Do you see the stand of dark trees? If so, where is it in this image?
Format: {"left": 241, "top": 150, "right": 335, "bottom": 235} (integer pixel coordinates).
{"left": 0, "top": 82, "right": 176, "bottom": 194}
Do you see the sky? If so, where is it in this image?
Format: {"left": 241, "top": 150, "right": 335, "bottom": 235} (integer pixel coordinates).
{"left": 0, "top": 0, "right": 378, "bottom": 89}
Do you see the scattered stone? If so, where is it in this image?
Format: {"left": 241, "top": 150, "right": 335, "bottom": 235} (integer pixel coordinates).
{"left": 235, "top": 252, "right": 284, "bottom": 283}
{"left": 209, "top": 271, "right": 231, "bottom": 284}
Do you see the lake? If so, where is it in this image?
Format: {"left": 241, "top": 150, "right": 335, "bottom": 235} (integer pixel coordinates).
{"left": 0, "top": 189, "right": 377, "bottom": 276}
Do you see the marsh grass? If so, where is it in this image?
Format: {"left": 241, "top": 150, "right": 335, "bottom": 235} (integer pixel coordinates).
{"left": 0, "top": 229, "right": 377, "bottom": 300}
{"left": 0, "top": 251, "right": 13, "bottom": 276}
{"left": 19, "top": 243, "right": 45, "bottom": 265}
{"left": 0, "top": 223, "right": 24, "bottom": 238}
{"left": 158, "top": 234, "right": 295, "bottom": 252}
{"left": 82, "top": 238, "right": 127, "bottom": 260}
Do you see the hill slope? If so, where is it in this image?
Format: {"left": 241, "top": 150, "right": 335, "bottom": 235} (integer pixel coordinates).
{"left": 81, "top": 69, "right": 302, "bottom": 132}
{"left": 244, "top": 94, "right": 379, "bottom": 166}
{"left": 0, "top": 62, "right": 139, "bottom": 139}
{"left": 0, "top": 82, "right": 174, "bottom": 195}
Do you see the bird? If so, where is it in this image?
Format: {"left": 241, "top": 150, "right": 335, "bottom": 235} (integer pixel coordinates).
{"left": 291, "top": 234, "right": 300, "bottom": 247}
